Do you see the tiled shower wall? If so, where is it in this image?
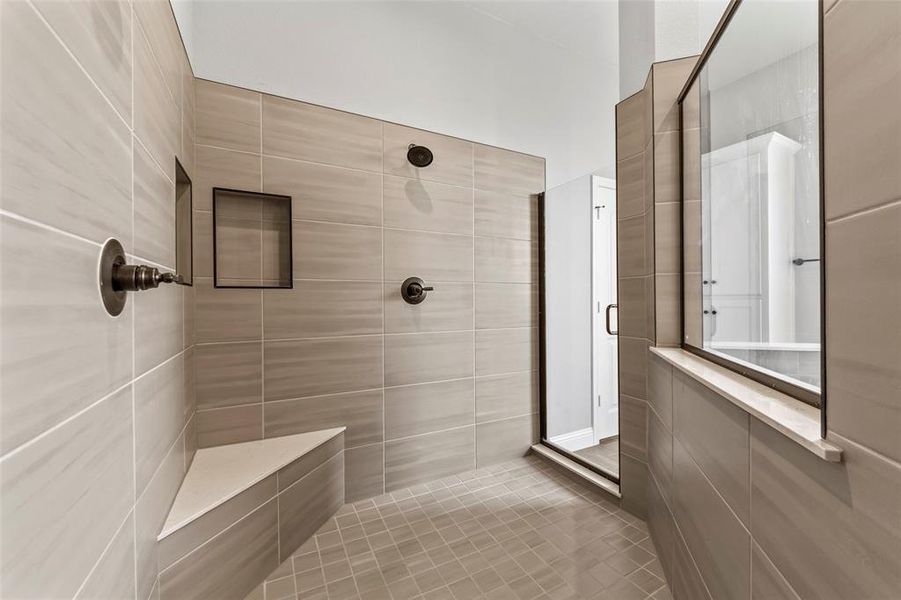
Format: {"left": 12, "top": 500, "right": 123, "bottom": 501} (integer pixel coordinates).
{"left": 643, "top": 2, "right": 901, "bottom": 599}
{"left": 191, "top": 79, "right": 543, "bottom": 502}
{"left": 615, "top": 57, "right": 694, "bottom": 518}
{"left": 1, "top": 1, "right": 196, "bottom": 599}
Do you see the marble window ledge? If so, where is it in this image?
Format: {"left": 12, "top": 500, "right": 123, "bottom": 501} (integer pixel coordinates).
{"left": 650, "top": 347, "right": 843, "bottom": 462}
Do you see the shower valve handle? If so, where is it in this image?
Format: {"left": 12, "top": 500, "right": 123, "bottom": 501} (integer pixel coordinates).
{"left": 401, "top": 277, "right": 433, "bottom": 305}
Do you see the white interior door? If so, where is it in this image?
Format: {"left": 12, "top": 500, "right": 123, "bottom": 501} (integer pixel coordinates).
{"left": 591, "top": 176, "right": 618, "bottom": 443}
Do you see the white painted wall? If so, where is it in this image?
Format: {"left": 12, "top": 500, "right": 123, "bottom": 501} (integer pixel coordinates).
{"left": 172, "top": 1, "right": 620, "bottom": 189}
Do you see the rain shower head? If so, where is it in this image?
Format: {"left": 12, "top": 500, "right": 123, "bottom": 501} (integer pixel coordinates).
{"left": 407, "top": 143, "right": 433, "bottom": 168}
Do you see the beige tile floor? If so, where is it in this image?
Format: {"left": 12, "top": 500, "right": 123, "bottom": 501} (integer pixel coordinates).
{"left": 247, "top": 455, "right": 671, "bottom": 600}
{"left": 573, "top": 438, "right": 619, "bottom": 477}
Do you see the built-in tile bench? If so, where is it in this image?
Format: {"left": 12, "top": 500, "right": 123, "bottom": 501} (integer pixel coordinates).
{"left": 157, "top": 428, "right": 345, "bottom": 600}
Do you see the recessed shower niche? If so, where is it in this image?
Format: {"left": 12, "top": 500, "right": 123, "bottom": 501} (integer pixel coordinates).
{"left": 212, "top": 187, "right": 293, "bottom": 288}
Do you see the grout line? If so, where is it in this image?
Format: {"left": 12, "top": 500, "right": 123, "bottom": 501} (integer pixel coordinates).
{"left": 72, "top": 508, "right": 135, "bottom": 600}
{"left": 826, "top": 196, "right": 901, "bottom": 225}
{"left": 381, "top": 121, "right": 387, "bottom": 497}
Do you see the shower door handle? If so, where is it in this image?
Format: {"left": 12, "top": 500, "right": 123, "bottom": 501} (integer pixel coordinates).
{"left": 605, "top": 304, "right": 618, "bottom": 336}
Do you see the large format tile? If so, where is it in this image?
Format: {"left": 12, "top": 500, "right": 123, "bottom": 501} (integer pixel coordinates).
{"left": 194, "top": 278, "right": 262, "bottom": 343}
{"left": 672, "top": 440, "right": 750, "bottom": 600}
{"left": 385, "top": 427, "right": 475, "bottom": 491}
{"left": 824, "top": 0, "right": 901, "bottom": 218}
{"left": 384, "top": 331, "right": 473, "bottom": 387}
{"left": 264, "top": 281, "right": 383, "bottom": 339}
{"left": 195, "top": 342, "right": 262, "bottom": 410}
{"left": 195, "top": 79, "right": 261, "bottom": 153}
{"left": 135, "top": 24, "right": 180, "bottom": 180}
{"left": 617, "top": 214, "right": 647, "bottom": 278}
{"left": 0, "top": 386, "right": 133, "bottom": 600}
{"left": 654, "top": 201, "right": 680, "bottom": 274}
{"left": 262, "top": 95, "right": 382, "bottom": 171}
{"left": 655, "top": 274, "right": 681, "bottom": 347}
{"left": 647, "top": 351, "right": 673, "bottom": 429}
{"left": 1, "top": 1, "right": 132, "bottom": 245}
{"left": 293, "top": 221, "right": 382, "bottom": 281}
{"left": 750, "top": 423, "right": 901, "bottom": 599}
{"left": 194, "top": 146, "right": 261, "bottom": 211}
{"left": 134, "top": 277, "right": 183, "bottom": 377}
{"left": 673, "top": 371, "right": 750, "bottom": 526}
{"left": 616, "top": 91, "right": 646, "bottom": 159}
{"left": 74, "top": 512, "right": 136, "bottom": 600}
{"left": 133, "top": 0, "right": 184, "bottom": 104}
{"left": 475, "top": 328, "right": 537, "bottom": 376}
{"left": 385, "top": 229, "right": 473, "bottom": 283}
{"left": 474, "top": 189, "right": 537, "bottom": 240}
{"left": 384, "top": 281, "right": 473, "bottom": 334}
{"left": 647, "top": 476, "right": 675, "bottom": 582}
{"left": 474, "top": 237, "right": 535, "bottom": 284}
{"left": 620, "top": 395, "right": 648, "bottom": 462}
{"left": 196, "top": 405, "right": 263, "bottom": 448}
{"left": 134, "top": 141, "right": 177, "bottom": 269}
{"left": 618, "top": 277, "right": 648, "bottom": 339}
{"left": 384, "top": 175, "right": 473, "bottom": 235}
{"left": 618, "top": 336, "right": 649, "bottom": 400}
{"left": 264, "top": 336, "right": 384, "bottom": 400}
{"left": 751, "top": 543, "right": 800, "bottom": 600}
{"left": 475, "top": 415, "right": 536, "bottom": 467}
{"left": 0, "top": 217, "right": 133, "bottom": 454}
{"left": 135, "top": 354, "right": 187, "bottom": 496}
{"left": 265, "top": 390, "right": 383, "bottom": 448}
{"left": 345, "top": 444, "right": 385, "bottom": 502}
{"left": 826, "top": 202, "right": 901, "bottom": 462}
{"left": 383, "top": 123, "right": 473, "bottom": 186}
{"left": 278, "top": 453, "right": 345, "bottom": 562}
{"left": 475, "top": 283, "right": 536, "bottom": 329}
{"left": 651, "top": 58, "right": 695, "bottom": 134}
{"left": 31, "top": 0, "right": 132, "bottom": 121}
{"left": 386, "top": 378, "right": 475, "bottom": 440}
{"left": 159, "top": 499, "right": 279, "bottom": 600}
{"left": 616, "top": 154, "right": 645, "bottom": 219}
{"left": 264, "top": 156, "right": 381, "bottom": 226}
{"left": 648, "top": 409, "right": 673, "bottom": 508}
{"left": 473, "top": 145, "right": 544, "bottom": 196}
{"left": 475, "top": 371, "right": 538, "bottom": 423}
{"left": 671, "top": 525, "right": 712, "bottom": 600}
{"left": 620, "top": 453, "right": 649, "bottom": 519}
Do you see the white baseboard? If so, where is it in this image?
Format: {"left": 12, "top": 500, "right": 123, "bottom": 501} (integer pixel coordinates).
{"left": 549, "top": 427, "right": 594, "bottom": 452}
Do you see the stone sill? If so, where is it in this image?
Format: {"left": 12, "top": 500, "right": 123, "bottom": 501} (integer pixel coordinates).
{"left": 650, "top": 347, "right": 843, "bottom": 462}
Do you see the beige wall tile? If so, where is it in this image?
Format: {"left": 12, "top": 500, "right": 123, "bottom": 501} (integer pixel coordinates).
{"left": 195, "top": 342, "right": 262, "bottom": 410}
{"left": 653, "top": 133, "right": 680, "bottom": 205}
{"left": 672, "top": 525, "right": 712, "bottom": 600}
{"left": 134, "top": 0, "right": 184, "bottom": 104}
{"left": 683, "top": 273, "right": 703, "bottom": 348}
{"left": 215, "top": 215, "right": 264, "bottom": 282}
{"left": 135, "top": 355, "right": 186, "bottom": 495}
{"left": 751, "top": 423, "right": 901, "bottom": 599}
{"left": 474, "top": 237, "right": 535, "bottom": 284}
{"left": 616, "top": 154, "right": 645, "bottom": 220}
{"left": 0, "top": 386, "right": 133, "bottom": 600}
{"left": 383, "top": 123, "right": 473, "bottom": 187}
{"left": 620, "top": 395, "right": 648, "bottom": 462}
{"left": 476, "top": 415, "right": 536, "bottom": 467}
{"left": 620, "top": 453, "right": 649, "bottom": 519}
{"left": 264, "top": 336, "right": 384, "bottom": 400}
{"left": 385, "top": 427, "right": 475, "bottom": 491}
{"left": 648, "top": 409, "right": 673, "bottom": 509}
{"left": 134, "top": 277, "right": 183, "bottom": 377}
{"left": 294, "top": 221, "right": 383, "bottom": 281}
{"left": 617, "top": 214, "right": 647, "bottom": 278}
{"left": 1, "top": 2, "right": 131, "bottom": 245}
{"left": 618, "top": 336, "right": 649, "bottom": 400}
{"left": 475, "top": 371, "right": 538, "bottom": 423}
{"left": 75, "top": 512, "right": 135, "bottom": 600}
{"left": 135, "top": 25, "right": 180, "bottom": 180}
{"left": 826, "top": 202, "right": 901, "bottom": 461}
{"left": 158, "top": 475, "right": 277, "bottom": 571}
{"left": 673, "top": 372, "right": 750, "bottom": 526}
{"left": 385, "top": 281, "right": 473, "bottom": 334}
{"left": 262, "top": 94, "right": 382, "bottom": 171}
{"left": 673, "top": 439, "right": 750, "bottom": 600}
{"left": 278, "top": 453, "right": 344, "bottom": 562}
{"left": 682, "top": 78, "right": 701, "bottom": 131}
{"left": 195, "top": 79, "right": 261, "bottom": 153}
{"left": 384, "top": 331, "right": 473, "bottom": 387}
{"left": 385, "top": 229, "right": 473, "bottom": 283}
{"left": 264, "top": 156, "right": 382, "bottom": 226}
{"left": 618, "top": 277, "right": 648, "bottom": 339}
{"left": 0, "top": 217, "right": 133, "bottom": 454}
{"left": 196, "top": 404, "right": 263, "bottom": 448}
{"left": 647, "top": 476, "right": 675, "bottom": 582}
{"left": 386, "top": 378, "right": 475, "bottom": 440}
{"left": 31, "top": 0, "right": 132, "bottom": 122}
{"left": 473, "top": 145, "right": 544, "bottom": 196}
{"left": 194, "top": 278, "right": 262, "bottom": 343}
{"left": 655, "top": 274, "right": 681, "bottom": 347}
{"left": 647, "top": 352, "right": 673, "bottom": 429}
{"left": 682, "top": 199, "right": 701, "bottom": 273}
{"left": 180, "top": 55, "right": 196, "bottom": 176}
{"left": 475, "top": 328, "right": 537, "bottom": 377}
{"left": 194, "top": 145, "right": 261, "bottom": 211}
{"left": 134, "top": 141, "right": 177, "bottom": 268}
{"left": 682, "top": 130, "right": 701, "bottom": 202}
{"left": 277, "top": 433, "right": 344, "bottom": 491}
{"left": 264, "top": 281, "right": 383, "bottom": 339}
{"left": 345, "top": 444, "right": 385, "bottom": 502}
{"left": 265, "top": 390, "right": 383, "bottom": 448}
{"left": 192, "top": 210, "right": 214, "bottom": 277}
{"left": 474, "top": 190, "right": 537, "bottom": 241}
{"left": 384, "top": 175, "right": 473, "bottom": 235}
{"left": 651, "top": 57, "right": 695, "bottom": 133}
{"left": 751, "top": 544, "right": 801, "bottom": 600}
{"left": 475, "top": 283, "right": 536, "bottom": 330}
{"left": 824, "top": 0, "right": 901, "bottom": 218}
{"left": 159, "top": 499, "right": 279, "bottom": 600}
{"left": 616, "top": 91, "right": 646, "bottom": 160}
{"left": 654, "top": 202, "right": 680, "bottom": 274}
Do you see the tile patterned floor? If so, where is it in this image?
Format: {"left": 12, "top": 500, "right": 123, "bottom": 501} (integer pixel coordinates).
{"left": 573, "top": 438, "right": 619, "bottom": 477}
{"left": 247, "top": 455, "right": 671, "bottom": 600}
